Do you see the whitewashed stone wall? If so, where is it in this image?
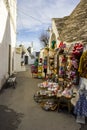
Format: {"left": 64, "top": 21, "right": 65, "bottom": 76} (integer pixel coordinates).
{"left": 0, "top": 0, "right": 16, "bottom": 89}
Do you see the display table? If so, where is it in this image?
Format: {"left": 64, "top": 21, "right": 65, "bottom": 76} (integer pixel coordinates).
{"left": 57, "top": 96, "right": 73, "bottom": 113}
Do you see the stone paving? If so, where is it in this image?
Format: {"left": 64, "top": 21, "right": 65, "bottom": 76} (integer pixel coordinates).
{"left": 0, "top": 66, "right": 81, "bottom": 130}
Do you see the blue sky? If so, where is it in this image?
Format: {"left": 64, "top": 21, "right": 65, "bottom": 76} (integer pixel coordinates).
{"left": 17, "top": 0, "right": 80, "bottom": 51}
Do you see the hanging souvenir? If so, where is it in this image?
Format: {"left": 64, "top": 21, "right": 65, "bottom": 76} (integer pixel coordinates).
{"left": 51, "top": 40, "right": 56, "bottom": 49}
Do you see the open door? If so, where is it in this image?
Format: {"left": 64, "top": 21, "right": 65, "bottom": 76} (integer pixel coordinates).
{"left": 25, "top": 56, "right": 28, "bottom": 65}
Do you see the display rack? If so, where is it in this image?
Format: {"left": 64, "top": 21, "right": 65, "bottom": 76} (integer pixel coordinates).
{"left": 38, "top": 63, "right": 43, "bottom": 78}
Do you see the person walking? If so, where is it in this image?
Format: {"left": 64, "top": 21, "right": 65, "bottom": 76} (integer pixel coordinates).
{"left": 43, "top": 57, "right": 47, "bottom": 79}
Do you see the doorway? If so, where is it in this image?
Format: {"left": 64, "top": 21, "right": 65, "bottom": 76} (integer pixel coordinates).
{"left": 25, "top": 56, "right": 28, "bottom": 65}
{"left": 8, "top": 45, "right": 11, "bottom": 75}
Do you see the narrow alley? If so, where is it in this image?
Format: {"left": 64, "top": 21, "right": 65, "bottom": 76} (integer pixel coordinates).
{"left": 0, "top": 66, "right": 80, "bottom": 130}
{"left": 0, "top": 1, "right": 87, "bottom": 130}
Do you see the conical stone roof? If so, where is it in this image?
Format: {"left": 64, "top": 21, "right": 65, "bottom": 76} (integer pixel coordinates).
{"left": 54, "top": 0, "right": 87, "bottom": 43}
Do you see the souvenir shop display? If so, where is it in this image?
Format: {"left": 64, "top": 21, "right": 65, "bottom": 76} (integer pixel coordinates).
{"left": 38, "top": 81, "right": 59, "bottom": 97}
{"left": 33, "top": 41, "right": 86, "bottom": 115}
{"left": 66, "top": 54, "right": 79, "bottom": 85}
{"left": 78, "top": 50, "right": 87, "bottom": 78}
{"left": 68, "top": 43, "right": 83, "bottom": 85}
{"left": 58, "top": 43, "right": 83, "bottom": 87}
{"left": 58, "top": 42, "right": 67, "bottom": 86}
{"left": 31, "top": 58, "right": 38, "bottom": 77}
{"left": 38, "top": 63, "right": 43, "bottom": 78}
{"left": 58, "top": 54, "right": 66, "bottom": 78}
{"left": 49, "top": 57, "right": 54, "bottom": 71}
{"left": 33, "top": 81, "right": 59, "bottom": 107}
{"left": 74, "top": 49, "right": 87, "bottom": 125}
{"left": 74, "top": 88, "right": 87, "bottom": 124}
{"left": 71, "top": 43, "right": 83, "bottom": 59}
{"left": 38, "top": 58, "right": 43, "bottom": 78}
{"left": 31, "top": 65, "right": 38, "bottom": 77}
{"left": 54, "top": 51, "right": 58, "bottom": 74}
{"left": 34, "top": 58, "right": 38, "bottom": 67}
{"left": 33, "top": 79, "right": 75, "bottom": 112}
{"left": 52, "top": 74, "right": 58, "bottom": 83}
{"left": 58, "top": 42, "right": 66, "bottom": 54}
{"left": 49, "top": 49, "right": 55, "bottom": 72}
{"left": 55, "top": 43, "right": 84, "bottom": 113}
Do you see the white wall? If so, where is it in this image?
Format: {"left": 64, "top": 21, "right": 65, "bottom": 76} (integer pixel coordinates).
{"left": 49, "top": 20, "right": 60, "bottom": 48}
{"left": 0, "top": 1, "right": 10, "bottom": 89}
{"left": 9, "top": 0, "right": 17, "bottom": 74}
{"left": 29, "top": 51, "right": 36, "bottom": 65}
{"left": 23, "top": 51, "right": 36, "bottom": 65}
{"left": 0, "top": 0, "right": 7, "bottom": 44}
{"left": 14, "top": 53, "right": 22, "bottom": 72}
{"left": 39, "top": 49, "right": 44, "bottom": 59}
{"left": 28, "top": 56, "right": 35, "bottom": 65}
{"left": 14, "top": 50, "right": 26, "bottom": 72}
{"left": 0, "top": 0, "right": 16, "bottom": 89}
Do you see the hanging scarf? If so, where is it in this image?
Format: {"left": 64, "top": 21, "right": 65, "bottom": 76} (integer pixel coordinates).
{"left": 78, "top": 51, "right": 87, "bottom": 78}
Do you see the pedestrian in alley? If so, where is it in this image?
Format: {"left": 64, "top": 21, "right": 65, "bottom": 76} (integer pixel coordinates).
{"left": 43, "top": 57, "right": 47, "bottom": 79}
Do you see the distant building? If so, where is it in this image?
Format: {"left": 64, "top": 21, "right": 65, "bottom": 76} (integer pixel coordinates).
{"left": 14, "top": 47, "right": 26, "bottom": 72}
{"left": 0, "top": 0, "right": 17, "bottom": 89}
{"left": 20, "top": 44, "right": 36, "bottom": 65}
{"left": 27, "top": 43, "right": 36, "bottom": 65}
{"left": 36, "top": 52, "right": 40, "bottom": 58}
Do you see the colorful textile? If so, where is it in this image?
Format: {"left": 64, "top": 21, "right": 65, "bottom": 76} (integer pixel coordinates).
{"left": 43, "top": 58, "right": 47, "bottom": 69}
{"left": 72, "top": 60, "right": 78, "bottom": 69}
{"left": 51, "top": 40, "right": 56, "bottom": 49}
{"left": 34, "top": 59, "right": 38, "bottom": 67}
{"left": 43, "top": 65, "right": 47, "bottom": 69}
{"left": 78, "top": 51, "right": 87, "bottom": 78}
{"left": 72, "top": 43, "right": 83, "bottom": 59}
{"left": 58, "top": 42, "right": 66, "bottom": 48}
{"left": 74, "top": 94, "right": 87, "bottom": 117}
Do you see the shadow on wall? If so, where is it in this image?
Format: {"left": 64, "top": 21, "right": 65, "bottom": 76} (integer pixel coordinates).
{"left": 0, "top": 105, "right": 24, "bottom": 130}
